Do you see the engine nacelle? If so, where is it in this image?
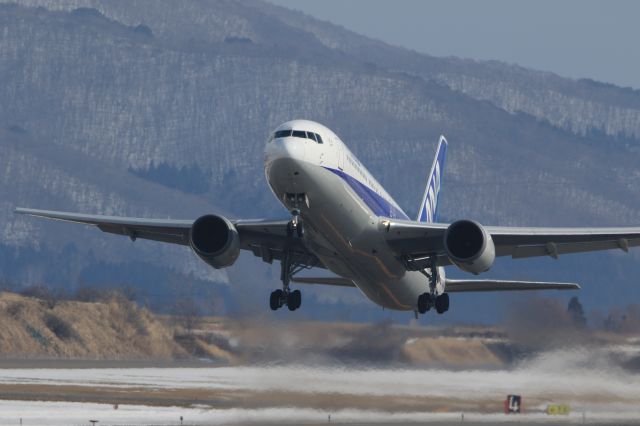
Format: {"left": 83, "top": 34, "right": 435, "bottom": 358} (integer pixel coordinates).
{"left": 189, "top": 214, "right": 240, "bottom": 269}
{"left": 443, "top": 220, "right": 495, "bottom": 274}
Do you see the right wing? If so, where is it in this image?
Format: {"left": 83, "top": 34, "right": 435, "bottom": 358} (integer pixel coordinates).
{"left": 382, "top": 219, "right": 640, "bottom": 264}
{"left": 15, "top": 208, "right": 322, "bottom": 268}
{"left": 445, "top": 279, "right": 580, "bottom": 293}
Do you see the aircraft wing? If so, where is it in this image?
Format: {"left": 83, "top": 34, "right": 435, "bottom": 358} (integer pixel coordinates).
{"left": 445, "top": 279, "right": 579, "bottom": 292}
{"left": 383, "top": 219, "right": 640, "bottom": 263}
{"left": 14, "top": 208, "right": 321, "bottom": 267}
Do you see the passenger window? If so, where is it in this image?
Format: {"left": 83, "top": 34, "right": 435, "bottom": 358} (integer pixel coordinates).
{"left": 292, "top": 130, "right": 306, "bottom": 138}
{"left": 316, "top": 134, "right": 323, "bottom": 144}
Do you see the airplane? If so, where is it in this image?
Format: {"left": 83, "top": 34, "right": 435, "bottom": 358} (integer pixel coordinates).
{"left": 15, "top": 119, "right": 640, "bottom": 317}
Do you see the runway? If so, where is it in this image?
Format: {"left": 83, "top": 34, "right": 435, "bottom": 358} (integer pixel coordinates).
{"left": 0, "top": 347, "right": 638, "bottom": 425}
{"left": 0, "top": 400, "right": 638, "bottom": 425}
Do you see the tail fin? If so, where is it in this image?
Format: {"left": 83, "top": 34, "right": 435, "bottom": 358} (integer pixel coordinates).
{"left": 416, "top": 135, "right": 447, "bottom": 223}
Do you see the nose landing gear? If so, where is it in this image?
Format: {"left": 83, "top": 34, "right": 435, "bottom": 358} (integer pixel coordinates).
{"left": 286, "top": 209, "right": 304, "bottom": 238}
{"left": 284, "top": 193, "right": 306, "bottom": 239}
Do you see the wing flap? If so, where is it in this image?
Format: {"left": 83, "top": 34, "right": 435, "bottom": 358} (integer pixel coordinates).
{"left": 511, "top": 238, "right": 640, "bottom": 259}
{"left": 446, "top": 279, "right": 580, "bottom": 293}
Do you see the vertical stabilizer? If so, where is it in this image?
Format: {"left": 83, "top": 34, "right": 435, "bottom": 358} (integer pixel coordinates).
{"left": 416, "top": 135, "right": 447, "bottom": 223}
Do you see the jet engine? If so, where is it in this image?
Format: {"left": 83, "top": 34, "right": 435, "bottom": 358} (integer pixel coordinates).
{"left": 443, "top": 220, "right": 495, "bottom": 274}
{"left": 189, "top": 214, "right": 240, "bottom": 269}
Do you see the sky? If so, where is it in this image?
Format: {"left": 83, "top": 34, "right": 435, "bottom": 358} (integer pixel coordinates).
{"left": 267, "top": 0, "right": 640, "bottom": 90}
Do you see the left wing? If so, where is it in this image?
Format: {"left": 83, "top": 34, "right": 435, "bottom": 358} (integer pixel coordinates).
{"left": 383, "top": 218, "right": 640, "bottom": 262}
{"left": 15, "top": 207, "right": 193, "bottom": 245}
{"left": 15, "top": 208, "right": 321, "bottom": 267}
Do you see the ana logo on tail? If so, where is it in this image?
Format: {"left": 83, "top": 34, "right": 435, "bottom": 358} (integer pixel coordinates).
{"left": 417, "top": 135, "right": 448, "bottom": 223}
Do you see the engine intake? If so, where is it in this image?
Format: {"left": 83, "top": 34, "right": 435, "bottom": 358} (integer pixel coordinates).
{"left": 444, "top": 220, "right": 495, "bottom": 274}
{"left": 189, "top": 214, "right": 240, "bottom": 269}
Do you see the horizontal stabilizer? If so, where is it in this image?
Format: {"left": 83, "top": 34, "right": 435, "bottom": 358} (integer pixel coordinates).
{"left": 291, "top": 277, "right": 356, "bottom": 287}
{"left": 446, "top": 279, "right": 580, "bottom": 293}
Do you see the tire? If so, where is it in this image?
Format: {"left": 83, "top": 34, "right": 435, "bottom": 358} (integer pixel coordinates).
{"left": 286, "top": 222, "right": 294, "bottom": 238}
{"left": 288, "top": 289, "right": 301, "bottom": 311}
{"left": 417, "top": 293, "right": 431, "bottom": 314}
{"left": 270, "top": 289, "right": 283, "bottom": 311}
{"left": 296, "top": 222, "right": 304, "bottom": 238}
{"left": 435, "top": 293, "right": 449, "bottom": 314}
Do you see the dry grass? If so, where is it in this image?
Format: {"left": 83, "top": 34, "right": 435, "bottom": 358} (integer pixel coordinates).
{"left": 402, "top": 336, "right": 504, "bottom": 368}
{"left": 0, "top": 292, "right": 183, "bottom": 359}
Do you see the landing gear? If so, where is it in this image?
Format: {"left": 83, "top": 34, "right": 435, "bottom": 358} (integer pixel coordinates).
{"left": 417, "top": 293, "right": 432, "bottom": 314}
{"left": 270, "top": 289, "right": 284, "bottom": 311}
{"left": 287, "top": 289, "right": 302, "bottom": 311}
{"left": 435, "top": 293, "right": 449, "bottom": 314}
{"left": 417, "top": 292, "right": 450, "bottom": 315}
{"left": 269, "top": 226, "right": 310, "bottom": 312}
{"left": 286, "top": 209, "right": 304, "bottom": 238}
{"left": 285, "top": 194, "right": 306, "bottom": 239}
{"left": 416, "top": 257, "right": 450, "bottom": 315}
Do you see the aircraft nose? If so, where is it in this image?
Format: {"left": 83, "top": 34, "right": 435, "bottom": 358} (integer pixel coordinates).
{"left": 265, "top": 137, "right": 306, "bottom": 164}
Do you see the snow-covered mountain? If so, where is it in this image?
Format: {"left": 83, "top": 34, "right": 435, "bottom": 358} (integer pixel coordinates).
{"left": 1, "top": 0, "right": 639, "bottom": 321}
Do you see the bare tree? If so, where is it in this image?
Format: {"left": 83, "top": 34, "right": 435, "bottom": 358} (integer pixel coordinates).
{"left": 172, "top": 297, "right": 201, "bottom": 334}
{"left": 20, "top": 284, "right": 64, "bottom": 309}
{"left": 567, "top": 296, "right": 587, "bottom": 328}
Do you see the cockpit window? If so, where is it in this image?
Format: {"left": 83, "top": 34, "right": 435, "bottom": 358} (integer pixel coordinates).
{"left": 273, "top": 129, "right": 323, "bottom": 144}
{"left": 274, "top": 130, "right": 292, "bottom": 138}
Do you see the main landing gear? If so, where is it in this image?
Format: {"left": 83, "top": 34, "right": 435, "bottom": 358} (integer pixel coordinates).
{"left": 269, "top": 288, "right": 301, "bottom": 311}
{"left": 416, "top": 259, "right": 450, "bottom": 315}
{"left": 417, "top": 292, "right": 449, "bottom": 314}
{"left": 269, "top": 250, "right": 305, "bottom": 311}
{"left": 270, "top": 204, "right": 306, "bottom": 312}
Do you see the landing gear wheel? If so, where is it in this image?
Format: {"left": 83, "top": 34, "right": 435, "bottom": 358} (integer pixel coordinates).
{"left": 286, "top": 221, "right": 294, "bottom": 238}
{"left": 287, "top": 289, "right": 302, "bottom": 311}
{"left": 417, "top": 292, "right": 432, "bottom": 314}
{"left": 270, "top": 289, "right": 284, "bottom": 311}
{"left": 435, "top": 293, "right": 449, "bottom": 314}
{"left": 296, "top": 221, "right": 304, "bottom": 238}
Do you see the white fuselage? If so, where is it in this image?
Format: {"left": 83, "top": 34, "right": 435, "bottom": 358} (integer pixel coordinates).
{"left": 264, "top": 120, "right": 444, "bottom": 310}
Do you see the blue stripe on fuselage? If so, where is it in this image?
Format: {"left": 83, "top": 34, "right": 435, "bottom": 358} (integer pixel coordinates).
{"left": 324, "top": 167, "right": 409, "bottom": 220}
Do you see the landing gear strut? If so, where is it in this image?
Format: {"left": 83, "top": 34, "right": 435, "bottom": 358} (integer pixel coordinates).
{"left": 285, "top": 193, "right": 306, "bottom": 239}
{"left": 286, "top": 209, "right": 304, "bottom": 238}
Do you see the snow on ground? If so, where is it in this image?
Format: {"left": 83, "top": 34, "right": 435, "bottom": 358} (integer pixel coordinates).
{"left": 0, "top": 349, "right": 639, "bottom": 424}
{"left": 0, "top": 400, "right": 639, "bottom": 426}
{"left": 0, "top": 349, "right": 638, "bottom": 402}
